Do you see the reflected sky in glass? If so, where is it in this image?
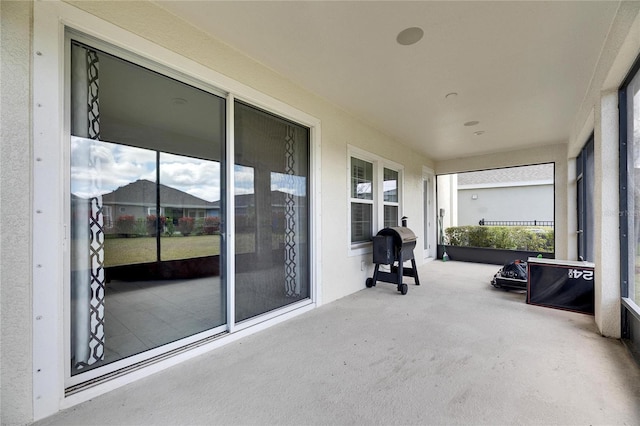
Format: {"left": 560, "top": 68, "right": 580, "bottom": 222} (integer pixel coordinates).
{"left": 271, "top": 172, "right": 306, "bottom": 196}
{"left": 72, "top": 138, "right": 224, "bottom": 202}
{"left": 71, "top": 138, "right": 307, "bottom": 201}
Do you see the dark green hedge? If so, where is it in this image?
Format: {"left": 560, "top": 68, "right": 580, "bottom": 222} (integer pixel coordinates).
{"left": 444, "top": 226, "right": 554, "bottom": 252}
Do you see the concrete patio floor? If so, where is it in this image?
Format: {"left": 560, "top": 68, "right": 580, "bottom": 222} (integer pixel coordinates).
{"left": 36, "top": 261, "right": 640, "bottom": 425}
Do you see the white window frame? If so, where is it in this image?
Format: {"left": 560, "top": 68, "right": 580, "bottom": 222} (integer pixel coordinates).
{"left": 32, "top": 1, "right": 322, "bottom": 419}
{"left": 348, "top": 145, "right": 403, "bottom": 256}
{"left": 147, "top": 207, "right": 165, "bottom": 216}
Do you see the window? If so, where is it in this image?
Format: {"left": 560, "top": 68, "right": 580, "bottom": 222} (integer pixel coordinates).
{"left": 350, "top": 157, "right": 374, "bottom": 244}
{"left": 349, "top": 149, "right": 403, "bottom": 249}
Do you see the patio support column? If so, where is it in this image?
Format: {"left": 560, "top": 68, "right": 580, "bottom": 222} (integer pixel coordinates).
{"left": 594, "top": 90, "right": 621, "bottom": 338}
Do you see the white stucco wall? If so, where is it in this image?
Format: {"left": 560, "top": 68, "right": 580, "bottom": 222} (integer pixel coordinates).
{"left": 1, "top": 1, "right": 35, "bottom": 424}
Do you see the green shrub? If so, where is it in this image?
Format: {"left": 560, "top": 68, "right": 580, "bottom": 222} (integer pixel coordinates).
{"left": 194, "top": 218, "right": 204, "bottom": 235}
{"left": 165, "top": 219, "right": 175, "bottom": 237}
{"left": 444, "top": 226, "right": 554, "bottom": 252}
{"left": 445, "top": 226, "right": 469, "bottom": 246}
{"left": 133, "top": 218, "right": 147, "bottom": 237}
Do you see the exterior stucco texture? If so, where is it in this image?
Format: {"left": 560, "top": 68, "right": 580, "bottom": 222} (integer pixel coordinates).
{"left": 1, "top": 1, "right": 34, "bottom": 424}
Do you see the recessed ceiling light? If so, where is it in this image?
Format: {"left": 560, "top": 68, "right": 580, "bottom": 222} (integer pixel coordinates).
{"left": 474, "top": 131, "right": 485, "bottom": 136}
{"left": 396, "top": 27, "right": 424, "bottom": 46}
{"left": 464, "top": 121, "right": 480, "bottom": 127}
{"left": 445, "top": 92, "right": 458, "bottom": 99}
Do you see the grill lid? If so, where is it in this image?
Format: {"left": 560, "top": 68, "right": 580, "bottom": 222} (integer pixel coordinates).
{"left": 376, "top": 226, "right": 417, "bottom": 245}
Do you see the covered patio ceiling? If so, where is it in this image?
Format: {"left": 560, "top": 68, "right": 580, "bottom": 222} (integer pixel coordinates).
{"left": 154, "top": 1, "right": 621, "bottom": 161}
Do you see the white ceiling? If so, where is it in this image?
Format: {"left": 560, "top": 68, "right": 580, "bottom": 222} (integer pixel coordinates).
{"left": 155, "top": 1, "right": 621, "bottom": 161}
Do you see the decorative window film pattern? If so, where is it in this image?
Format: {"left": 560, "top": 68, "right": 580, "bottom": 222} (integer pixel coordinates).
{"left": 284, "top": 125, "right": 301, "bottom": 297}
{"left": 70, "top": 44, "right": 106, "bottom": 369}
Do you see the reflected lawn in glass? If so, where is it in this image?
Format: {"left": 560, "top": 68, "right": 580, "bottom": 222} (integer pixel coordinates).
{"left": 105, "top": 235, "right": 220, "bottom": 267}
{"left": 104, "top": 233, "right": 276, "bottom": 267}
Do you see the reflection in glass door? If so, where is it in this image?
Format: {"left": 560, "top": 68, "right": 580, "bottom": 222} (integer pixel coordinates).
{"left": 69, "top": 41, "right": 225, "bottom": 375}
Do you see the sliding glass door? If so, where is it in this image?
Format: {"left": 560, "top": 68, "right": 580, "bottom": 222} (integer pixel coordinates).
{"left": 68, "top": 35, "right": 311, "bottom": 383}
{"left": 70, "top": 41, "right": 227, "bottom": 375}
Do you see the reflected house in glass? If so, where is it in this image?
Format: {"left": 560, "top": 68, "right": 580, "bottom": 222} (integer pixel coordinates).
{"left": 101, "top": 179, "right": 219, "bottom": 234}
{"left": 224, "top": 190, "right": 305, "bottom": 234}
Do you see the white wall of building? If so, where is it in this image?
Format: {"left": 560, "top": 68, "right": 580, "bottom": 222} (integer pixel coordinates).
{"left": 457, "top": 184, "right": 554, "bottom": 226}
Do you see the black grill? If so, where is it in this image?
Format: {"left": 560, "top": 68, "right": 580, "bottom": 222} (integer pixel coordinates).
{"left": 366, "top": 220, "right": 420, "bottom": 295}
